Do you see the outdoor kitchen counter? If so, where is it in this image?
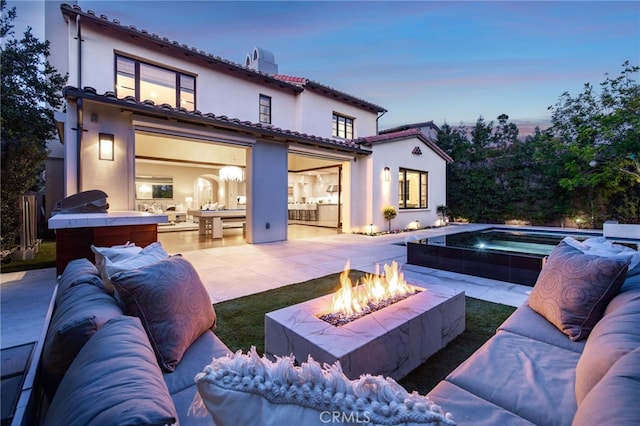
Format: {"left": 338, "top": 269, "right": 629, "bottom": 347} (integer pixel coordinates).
{"left": 48, "top": 211, "right": 167, "bottom": 275}
{"left": 48, "top": 211, "right": 167, "bottom": 229}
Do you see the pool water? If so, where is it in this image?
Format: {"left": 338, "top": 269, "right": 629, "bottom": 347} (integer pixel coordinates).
{"left": 436, "top": 229, "right": 597, "bottom": 257}
{"left": 406, "top": 227, "right": 637, "bottom": 286}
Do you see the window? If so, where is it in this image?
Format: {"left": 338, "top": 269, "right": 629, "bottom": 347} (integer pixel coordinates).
{"left": 332, "top": 113, "right": 354, "bottom": 139}
{"left": 115, "top": 55, "right": 196, "bottom": 111}
{"left": 259, "top": 94, "right": 271, "bottom": 124}
{"left": 398, "top": 168, "right": 428, "bottom": 209}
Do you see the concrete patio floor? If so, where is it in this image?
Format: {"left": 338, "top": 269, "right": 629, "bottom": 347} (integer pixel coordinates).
{"left": 1, "top": 223, "right": 531, "bottom": 352}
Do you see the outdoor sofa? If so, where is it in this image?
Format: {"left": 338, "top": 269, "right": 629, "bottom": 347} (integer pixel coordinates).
{"left": 31, "top": 243, "right": 231, "bottom": 425}
{"left": 25, "top": 237, "right": 640, "bottom": 425}
{"left": 426, "top": 237, "right": 640, "bottom": 425}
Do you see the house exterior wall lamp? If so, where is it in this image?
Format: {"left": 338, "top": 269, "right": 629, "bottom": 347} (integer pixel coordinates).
{"left": 99, "top": 133, "right": 114, "bottom": 161}
{"left": 383, "top": 167, "right": 390, "bottom": 182}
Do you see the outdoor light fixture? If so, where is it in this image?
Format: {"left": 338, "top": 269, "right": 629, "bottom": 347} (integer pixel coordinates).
{"left": 384, "top": 167, "right": 390, "bottom": 182}
{"left": 99, "top": 133, "right": 114, "bottom": 161}
{"left": 219, "top": 166, "right": 244, "bottom": 182}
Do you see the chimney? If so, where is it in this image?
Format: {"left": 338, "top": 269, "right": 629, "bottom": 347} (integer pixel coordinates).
{"left": 245, "top": 47, "right": 278, "bottom": 75}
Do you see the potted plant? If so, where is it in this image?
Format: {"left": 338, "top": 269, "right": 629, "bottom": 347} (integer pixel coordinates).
{"left": 383, "top": 206, "right": 397, "bottom": 232}
{"left": 436, "top": 205, "right": 449, "bottom": 225}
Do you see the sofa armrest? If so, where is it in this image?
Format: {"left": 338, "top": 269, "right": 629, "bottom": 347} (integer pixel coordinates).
{"left": 11, "top": 284, "right": 58, "bottom": 426}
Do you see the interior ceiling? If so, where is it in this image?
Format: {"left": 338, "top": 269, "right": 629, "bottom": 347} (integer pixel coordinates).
{"left": 135, "top": 131, "right": 342, "bottom": 171}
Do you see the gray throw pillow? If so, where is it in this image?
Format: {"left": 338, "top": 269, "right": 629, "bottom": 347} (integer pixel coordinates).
{"left": 43, "top": 315, "right": 177, "bottom": 426}
{"left": 528, "top": 240, "right": 629, "bottom": 341}
{"left": 111, "top": 255, "right": 216, "bottom": 372}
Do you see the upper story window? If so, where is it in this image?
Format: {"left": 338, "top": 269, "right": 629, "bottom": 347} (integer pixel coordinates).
{"left": 332, "top": 113, "right": 354, "bottom": 139}
{"left": 399, "top": 168, "right": 428, "bottom": 209}
{"left": 259, "top": 94, "right": 271, "bottom": 124}
{"left": 115, "top": 55, "right": 195, "bottom": 111}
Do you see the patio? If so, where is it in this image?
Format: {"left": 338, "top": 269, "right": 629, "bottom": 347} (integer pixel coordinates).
{"left": 0, "top": 223, "right": 530, "bottom": 353}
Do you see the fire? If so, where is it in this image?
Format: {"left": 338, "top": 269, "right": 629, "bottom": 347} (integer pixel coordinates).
{"left": 330, "top": 260, "right": 416, "bottom": 317}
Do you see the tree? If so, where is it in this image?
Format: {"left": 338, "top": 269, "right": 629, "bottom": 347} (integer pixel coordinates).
{"left": 383, "top": 206, "right": 397, "bottom": 232}
{"left": 0, "top": 0, "right": 67, "bottom": 248}
{"left": 548, "top": 61, "right": 640, "bottom": 226}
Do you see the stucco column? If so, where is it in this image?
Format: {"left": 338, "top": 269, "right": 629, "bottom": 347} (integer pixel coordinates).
{"left": 245, "top": 140, "right": 288, "bottom": 243}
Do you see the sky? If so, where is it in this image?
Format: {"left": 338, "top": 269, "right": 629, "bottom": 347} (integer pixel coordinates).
{"left": 10, "top": 0, "right": 640, "bottom": 134}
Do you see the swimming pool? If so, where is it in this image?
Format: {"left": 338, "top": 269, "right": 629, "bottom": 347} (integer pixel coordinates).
{"left": 406, "top": 227, "right": 638, "bottom": 286}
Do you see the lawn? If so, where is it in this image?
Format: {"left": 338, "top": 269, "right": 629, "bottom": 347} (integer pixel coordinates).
{"left": 0, "top": 240, "right": 56, "bottom": 273}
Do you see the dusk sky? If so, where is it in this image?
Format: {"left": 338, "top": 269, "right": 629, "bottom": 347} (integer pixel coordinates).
{"left": 14, "top": 1, "right": 640, "bottom": 134}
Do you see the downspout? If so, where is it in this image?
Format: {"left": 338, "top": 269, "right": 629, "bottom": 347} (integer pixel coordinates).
{"left": 376, "top": 110, "right": 387, "bottom": 135}
{"left": 76, "top": 97, "right": 83, "bottom": 193}
{"left": 75, "top": 14, "right": 83, "bottom": 192}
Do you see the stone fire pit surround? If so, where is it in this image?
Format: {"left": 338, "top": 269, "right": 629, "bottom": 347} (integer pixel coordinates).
{"left": 265, "top": 285, "right": 465, "bottom": 380}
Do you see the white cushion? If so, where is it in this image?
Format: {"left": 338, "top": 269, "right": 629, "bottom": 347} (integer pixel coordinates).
{"left": 193, "top": 347, "right": 455, "bottom": 426}
{"left": 563, "top": 237, "right": 640, "bottom": 270}
{"left": 98, "top": 242, "right": 169, "bottom": 294}
{"left": 90, "top": 242, "right": 141, "bottom": 265}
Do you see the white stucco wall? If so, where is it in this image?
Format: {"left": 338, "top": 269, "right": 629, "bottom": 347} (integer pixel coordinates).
{"left": 297, "top": 90, "right": 379, "bottom": 139}
{"left": 345, "top": 154, "right": 373, "bottom": 233}
{"left": 62, "top": 98, "right": 134, "bottom": 209}
{"left": 367, "top": 137, "right": 448, "bottom": 231}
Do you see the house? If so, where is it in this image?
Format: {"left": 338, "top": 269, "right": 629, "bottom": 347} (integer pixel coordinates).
{"left": 23, "top": 1, "right": 452, "bottom": 243}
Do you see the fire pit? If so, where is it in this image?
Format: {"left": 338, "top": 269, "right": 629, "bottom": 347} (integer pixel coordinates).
{"left": 265, "top": 262, "right": 465, "bottom": 380}
{"left": 319, "top": 261, "right": 419, "bottom": 327}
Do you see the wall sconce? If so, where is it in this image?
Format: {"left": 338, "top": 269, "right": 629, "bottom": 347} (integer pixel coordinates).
{"left": 99, "top": 133, "right": 114, "bottom": 161}
{"left": 383, "top": 167, "right": 390, "bottom": 182}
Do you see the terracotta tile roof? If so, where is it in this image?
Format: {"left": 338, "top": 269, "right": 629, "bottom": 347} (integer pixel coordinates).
{"left": 273, "top": 75, "right": 387, "bottom": 114}
{"left": 380, "top": 120, "right": 440, "bottom": 134}
{"left": 62, "top": 86, "right": 372, "bottom": 155}
{"left": 361, "top": 128, "right": 423, "bottom": 143}
{"left": 358, "top": 128, "right": 453, "bottom": 163}
{"left": 273, "top": 75, "right": 308, "bottom": 85}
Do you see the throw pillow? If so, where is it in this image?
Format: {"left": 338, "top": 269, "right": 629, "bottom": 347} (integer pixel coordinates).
{"left": 90, "top": 241, "right": 141, "bottom": 265}
{"left": 43, "top": 316, "right": 178, "bottom": 426}
{"left": 98, "top": 241, "right": 169, "bottom": 294}
{"left": 528, "top": 240, "right": 629, "bottom": 341}
{"left": 111, "top": 255, "right": 216, "bottom": 372}
{"left": 193, "top": 347, "right": 455, "bottom": 426}
{"left": 562, "top": 236, "right": 640, "bottom": 271}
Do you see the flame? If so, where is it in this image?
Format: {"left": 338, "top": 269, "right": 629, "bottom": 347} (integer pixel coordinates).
{"left": 330, "top": 260, "right": 415, "bottom": 317}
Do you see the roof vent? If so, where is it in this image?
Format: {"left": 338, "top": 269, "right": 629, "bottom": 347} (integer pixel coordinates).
{"left": 245, "top": 47, "right": 278, "bottom": 75}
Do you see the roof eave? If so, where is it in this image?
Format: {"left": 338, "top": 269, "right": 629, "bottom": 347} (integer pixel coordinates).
{"left": 62, "top": 86, "right": 372, "bottom": 156}
{"left": 358, "top": 133, "right": 453, "bottom": 163}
